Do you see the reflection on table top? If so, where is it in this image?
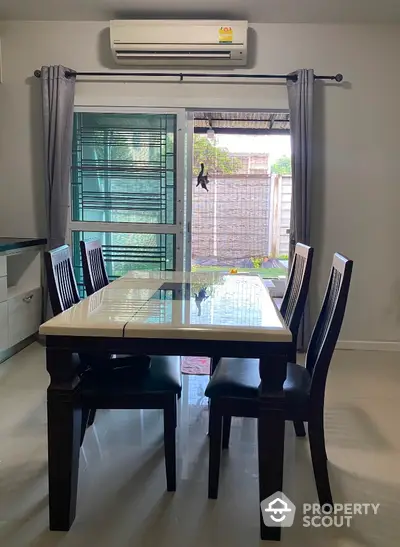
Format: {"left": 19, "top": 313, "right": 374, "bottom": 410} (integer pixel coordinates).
{"left": 40, "top": 272, "right": 291, "bottom": 342}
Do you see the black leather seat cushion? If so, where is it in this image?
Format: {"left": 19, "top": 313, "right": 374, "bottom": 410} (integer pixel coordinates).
{"left": 205, "top": 358, "right": 311, "bottom": 403}
{"left": 82, "top": 355, "right": 182, "bottom": 395}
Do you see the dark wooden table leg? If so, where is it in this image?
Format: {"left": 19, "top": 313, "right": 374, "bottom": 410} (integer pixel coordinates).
{"left": 164, "top": 395, "right": 177, "bottom": 492}
{"left": 258, "top": 352, "right": 287, "bottom": 541}
{"left": 47, "top": 345, "right": 82, "bottom": 531}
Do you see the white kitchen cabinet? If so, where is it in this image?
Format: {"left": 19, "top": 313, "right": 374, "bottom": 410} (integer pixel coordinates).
{"left": 0, "top": 239, "right": 46, "bottom": 362}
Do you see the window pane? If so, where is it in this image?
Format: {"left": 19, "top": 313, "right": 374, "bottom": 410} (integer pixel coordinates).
{"left": 71, "top": 113, "right": 176, "bottom": 224}
{"left": 72, "top": 231, "right": 175, "bottom": 296}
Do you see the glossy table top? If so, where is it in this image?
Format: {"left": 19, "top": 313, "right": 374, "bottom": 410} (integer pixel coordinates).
{"left": 40, "top": 272, "right": 291, "bottom": 342}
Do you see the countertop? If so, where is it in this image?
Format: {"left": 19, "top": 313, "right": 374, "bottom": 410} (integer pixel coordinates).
{"left": 0, "top": 238, "right": 47, "bottom": 253}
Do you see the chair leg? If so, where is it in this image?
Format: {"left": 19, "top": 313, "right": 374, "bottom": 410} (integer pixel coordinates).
{"left": 80, "top": 408, "right": 89, "bottom": 446}
{"left": 222, "top": 416, "right": 232, "bottom": 449}
{"left": 308, "top": 409, "right": 332, "bottom": 507}
{"left": 163, "top": 396, "right": 177, "bottom": 492}
{"left": 293, "top": 420, "right": 306, "bottom": 437}
{"left": 207, "top": 357, "right": 221, "bottom": 437}
{"left": 173, "top": 396, "right": 177, "bottom": 428}
{"left": 80, "top": 409, "right": 97, "bottom": 447}
{"left": 87, "top": 409, "right": 97, "bottom": 427}
{"left": 208, "top": 402, "right": 223, "bottom": 499}
{"left": 210, "top": 356, "right": 221, "bottom": 377}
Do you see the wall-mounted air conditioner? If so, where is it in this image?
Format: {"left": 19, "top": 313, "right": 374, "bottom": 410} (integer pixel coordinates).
{"left": 110, "top": 20, "right": 248, "bottom": 66}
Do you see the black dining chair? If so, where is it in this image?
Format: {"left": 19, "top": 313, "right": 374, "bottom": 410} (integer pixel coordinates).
{"left": 80, "top": 239, "right": 109, "bottom": 296}
{"left": 206, "top": 252, "right": 353, "bottom": 507}
{"left": 45, "top": 243, "right": 150, "bottom": 426}
{"left": 279, "top": 243, "right": 314, "bottom": 362}
{"left": 210, "top": 243, "right": 314, "bottom": 438}
{"left": 45, "top": 244, "right": 80, "bottom": 315}
{"left": 45, "top": 244, "right": 182, "bottom": 491}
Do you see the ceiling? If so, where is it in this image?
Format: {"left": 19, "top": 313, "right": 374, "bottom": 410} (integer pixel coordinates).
{"left": 1, "top": 0, "right": 400, "bottom": 22}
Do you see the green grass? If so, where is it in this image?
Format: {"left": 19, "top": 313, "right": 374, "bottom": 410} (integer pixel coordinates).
{"left": 191, "top": 266, "right": 287, "bottom": 278}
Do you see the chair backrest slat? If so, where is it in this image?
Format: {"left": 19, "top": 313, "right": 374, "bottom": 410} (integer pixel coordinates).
{"left": 280, "top": 243, "right": 314, "bottom": 356}
{"left": 45, "top": 245, "right": 80, "bottom": 316}
{"left": 307, "top": 253, "right": 353, "bottom": 400}
{"left": 80, "top": 239, "right": 109, "bottom": 296}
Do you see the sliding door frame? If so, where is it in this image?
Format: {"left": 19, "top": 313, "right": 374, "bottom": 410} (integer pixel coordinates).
{"left": 183, "top": 111, "right": 194, "bottom": 273}
{"left": 67, "top": 105, "right": 187, "bottom": 272}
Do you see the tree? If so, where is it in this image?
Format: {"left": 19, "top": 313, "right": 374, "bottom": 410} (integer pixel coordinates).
{"left": 193, "top": 135, "right": 242, "bottom": 176}
{"left": 271, "top": 155, "right": 292, "bottom": 175}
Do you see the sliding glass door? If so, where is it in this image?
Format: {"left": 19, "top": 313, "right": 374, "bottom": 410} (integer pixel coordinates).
{"left": 67, "top": 107, "right": 186, "bottom": 294}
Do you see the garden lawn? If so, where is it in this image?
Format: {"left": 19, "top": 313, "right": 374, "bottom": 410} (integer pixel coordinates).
{"left": 191, "top": 266, "right": 287, "bottom": 278}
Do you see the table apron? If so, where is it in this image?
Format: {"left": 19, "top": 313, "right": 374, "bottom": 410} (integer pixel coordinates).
{"left": 45, "top": 335, "right": 291, "bottom": 359}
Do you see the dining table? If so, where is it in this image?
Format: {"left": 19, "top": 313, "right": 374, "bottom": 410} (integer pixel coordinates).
{"left": 40, "top": 270, "right": 292, "bottom": 541}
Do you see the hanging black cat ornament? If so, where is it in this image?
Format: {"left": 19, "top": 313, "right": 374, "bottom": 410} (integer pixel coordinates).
{"left": 196, "top": 163, "right": 210, "bottom": 192}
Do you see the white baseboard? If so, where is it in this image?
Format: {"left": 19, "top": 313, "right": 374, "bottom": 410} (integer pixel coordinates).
{"left": 336, "top": 340, "right": 400, "bottom": 352}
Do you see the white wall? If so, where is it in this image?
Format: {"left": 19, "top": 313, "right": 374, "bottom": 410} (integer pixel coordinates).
{"left": 0, "top": 21, "right": 399, "bottom": 345}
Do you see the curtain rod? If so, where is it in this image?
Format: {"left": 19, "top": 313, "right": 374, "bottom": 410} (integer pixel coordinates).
{"left": 33, "top": 70, "right": 343, "bottom": 82}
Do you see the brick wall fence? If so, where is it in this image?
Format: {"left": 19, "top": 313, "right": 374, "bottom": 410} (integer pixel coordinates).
{"left": 192, "top": 174, "right": 292, "bottom": 266}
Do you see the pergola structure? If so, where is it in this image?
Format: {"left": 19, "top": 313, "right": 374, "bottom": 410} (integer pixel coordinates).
{"left": 193, "top": 111, "right": 290, "bottom": 135}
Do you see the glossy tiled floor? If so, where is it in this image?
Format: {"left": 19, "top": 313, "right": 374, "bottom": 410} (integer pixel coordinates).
{"left": 0, "top": 343, "right": 399, "bottom": 547}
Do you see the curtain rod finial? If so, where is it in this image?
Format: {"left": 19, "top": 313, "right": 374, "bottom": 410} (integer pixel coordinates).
{"left": 335, "top": 73, "right": 343, "bottom": 82}
{"left": 34, "top": 70, "right": 41, "bottom": 78}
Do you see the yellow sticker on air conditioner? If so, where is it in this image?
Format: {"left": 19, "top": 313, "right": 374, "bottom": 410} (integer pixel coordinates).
{"left": 218, "top": 26, "right": 233, "bottom": 43}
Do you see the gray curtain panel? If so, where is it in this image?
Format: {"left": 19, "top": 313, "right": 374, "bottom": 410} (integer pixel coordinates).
{"left": 41, "top": 66, "right": 76, "bottom": 250}
{"left": 287, "top": 69, "right": 315, "bottom": 350}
